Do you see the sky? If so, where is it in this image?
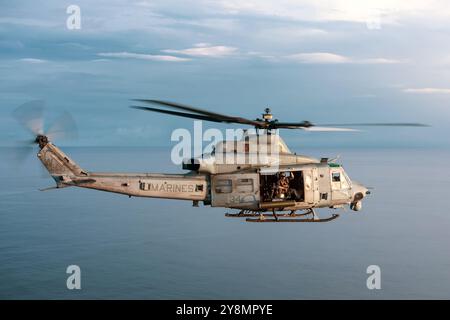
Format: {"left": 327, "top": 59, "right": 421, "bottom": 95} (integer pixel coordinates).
{"left": 1, "top": 0, "right": 450, "bottom": 148}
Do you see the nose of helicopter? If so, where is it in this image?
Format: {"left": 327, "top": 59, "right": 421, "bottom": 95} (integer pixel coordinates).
{"left": 350, "top": 182, "right": 370, "bottom": 211}
{"left": 352, "top": 181, "right": 370, "bottom": 199}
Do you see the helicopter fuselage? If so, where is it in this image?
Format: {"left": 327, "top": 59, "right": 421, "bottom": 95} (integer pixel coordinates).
{"left": 37, "top": 141, "right": 369, "bottom": 214}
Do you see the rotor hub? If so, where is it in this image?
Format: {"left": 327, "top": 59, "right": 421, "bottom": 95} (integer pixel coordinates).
{"left": 262, "top": 108, "right": 273, "bottom": 122}
{"left": 35, "top": 134, "right": 49, "bottom": 149}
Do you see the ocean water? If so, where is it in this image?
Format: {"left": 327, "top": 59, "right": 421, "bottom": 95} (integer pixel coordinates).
{"left": 0, "top": 146, "right": 450, "bottom": 299}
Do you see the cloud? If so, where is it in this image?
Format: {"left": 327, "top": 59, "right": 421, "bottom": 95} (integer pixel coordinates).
{"left": 97, "top": 52, "right": 190, "bottom": 62}
{"left": 90, "top": 59, "right": 110, "bottom": 62}
{"left": 18, "top": 58, "right": 47, "bottom": 64}
{"left": 286, "top": 52, "right": 350, "bottom": 64}
{"left": 162, "top": 44, "right": 238, "bottom": 57}
{"left": 214, "top": 0, "right": 449, "bottom": 25}
{"left": 403, "top": 88, "right": 450, "bottom": 94}
{"left": 285, "top": 52, "right": 402, "bottom": 64}
{"left": 247, "top": 51, "right": 277, "bottom": 60}
{"left": 359, "top": 58, "right": 402, "bottom": 64}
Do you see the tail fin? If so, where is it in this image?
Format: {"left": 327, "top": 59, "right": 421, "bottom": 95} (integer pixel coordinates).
{"left": 38, "top": 142, "right": 87, "bottom": 187}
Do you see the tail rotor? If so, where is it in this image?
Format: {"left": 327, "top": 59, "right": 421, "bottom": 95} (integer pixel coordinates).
{"left": 12, "top": 100, "right": 78, "bottom": 176}
{"left": 13, "top": 100, "right": 78, "bottom": 149}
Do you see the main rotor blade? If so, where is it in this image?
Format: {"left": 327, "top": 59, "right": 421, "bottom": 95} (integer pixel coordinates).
{"left": 130, "top": 106, "right": 225, "bottom": 123}
{"left": 317, "top": 123, "right": 430, "bottom": 127}
{"left": 303, "top": 126, "right": 360, "bottom": 132}
{"left": 272, "top": 121, "right": 429, "bottom": 129}
{"left": 269, "top": 122, "right": 313, "bottom": 129}
{"left": 273, "top": 123, "right": 359, "bottom": 131}
{"left": 12, "top": 100, "right": 45, "bottom": 136}
{"left": 133, "top": 99, "right": 263, "bottom": 127}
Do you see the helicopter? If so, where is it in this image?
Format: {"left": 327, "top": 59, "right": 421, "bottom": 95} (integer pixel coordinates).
{"left": 13, "top": 100, "right": 428, "bottom": 223}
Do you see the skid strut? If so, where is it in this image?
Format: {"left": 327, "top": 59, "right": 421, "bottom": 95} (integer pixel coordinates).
{"left": 225, "top": 209, "right": 339, "bottom": 223}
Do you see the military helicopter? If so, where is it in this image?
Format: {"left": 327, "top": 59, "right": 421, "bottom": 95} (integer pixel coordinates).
{"left": 13, "top": 100, "right": 427, "bottom": 222}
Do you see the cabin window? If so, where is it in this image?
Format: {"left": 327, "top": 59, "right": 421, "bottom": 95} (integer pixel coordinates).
{"left": 332, "top": 172, "right": 341, "bottom": 182}
{"left": 236, "top": 178, "right": 254, "bottom": 193}
{"left": 331, "top": 171, "right": 342, "bottom": 191}
{"left": 215, "top": 179, "right": 232, "bottom": 193}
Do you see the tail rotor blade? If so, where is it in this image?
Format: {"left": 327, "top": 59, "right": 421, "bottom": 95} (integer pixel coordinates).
{"left": 46, "top": 111, "right": 78, "bottom": 141}
{"left": 11, "top": 145, "right": 34, "bottom": 168}
{"left": 12, "top": 100, "right": 45, "bottom": 136}
{"left": 11, "top": 101, "right": 78, "bottom": 179}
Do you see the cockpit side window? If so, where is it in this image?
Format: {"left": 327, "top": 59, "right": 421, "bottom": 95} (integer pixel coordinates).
{"left": 331, "top": 169, "right": 350, "bottom": 190}
{"left": 341, "top": 171, "right": 350, "bottom": 189}
{"left": 331, "top": 171, "right": 341, "bottom": 191}
{"left": 332, "top": 172, "right": 340, "bottom": 182}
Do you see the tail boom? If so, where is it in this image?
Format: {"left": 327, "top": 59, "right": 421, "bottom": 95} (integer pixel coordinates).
{"left": 38, "top": 143, "right": 208, "bottom": 201}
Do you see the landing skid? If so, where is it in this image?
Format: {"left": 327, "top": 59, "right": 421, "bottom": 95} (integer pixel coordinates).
{"left": 225, "top": 211, "right": 311, "bottom": 218}
{"left": 225, "top": 209, "right": 339, "bottom": 223}
{"left": 246, "top": 213, "right": 339, "bottom": 223}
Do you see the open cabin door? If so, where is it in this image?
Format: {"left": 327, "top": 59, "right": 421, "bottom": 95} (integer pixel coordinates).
{"left": 258, "top": 167, "right": 319, "bottom": 206}
{"left": 211, "top": 173, "right": 260, "bottom": 209}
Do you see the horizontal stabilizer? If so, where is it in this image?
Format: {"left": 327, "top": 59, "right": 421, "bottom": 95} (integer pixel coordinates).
{"left": 39, "top": 186, "right": 61, "bottom": 191}
{"left": 70, "top": 178, "right": 97, "bottom": 185}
